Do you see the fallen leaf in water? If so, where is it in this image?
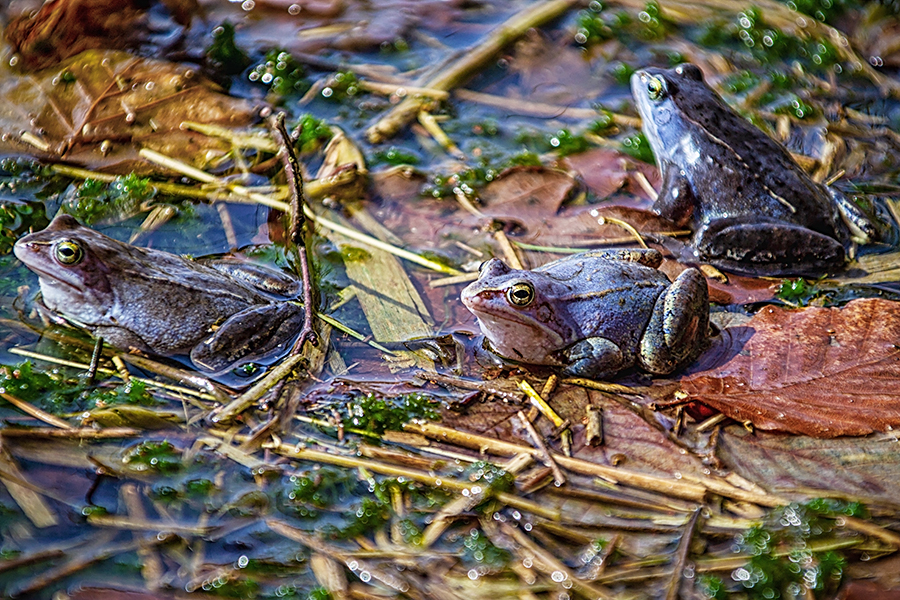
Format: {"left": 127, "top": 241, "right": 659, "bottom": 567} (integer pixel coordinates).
{"left": 489, "top": 28, "right": 599, "bottom": 107}
{"left": 441, "top": 380, "right": 711, "bottom": 481}
{"left": 5, "top": 0, "right": 197, "bottom": 69}
{"left": 562, "top": 148, "right": 660, "bottom": 203}
{"left": 0, "top": 49, "right": 258, "bottom": 173}
{"left": 718, "top": 426, "right": 900, "bottom": 507}
{"left": 837, "top": 581, "right": 900, "bottom": 600}
{"left": 679, "top": 298, "right": 900, "bottom": 437}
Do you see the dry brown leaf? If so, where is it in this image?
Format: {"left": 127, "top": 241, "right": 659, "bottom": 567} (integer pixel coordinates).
{"left": 718, "top": 426, "right": 900, "bottom": 507}
{"left": 679, "top": 298, "right": 900, "bottom": 437}
{"left": 441, "top": 381, "right": 711, "bottom": 481}
{"left": 0, "top": 49, "right": 258, "bottom": 173}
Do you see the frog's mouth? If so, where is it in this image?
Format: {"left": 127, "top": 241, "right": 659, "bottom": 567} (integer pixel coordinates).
{"left": 463, "top": 292, "right": 566, "bottom": 348}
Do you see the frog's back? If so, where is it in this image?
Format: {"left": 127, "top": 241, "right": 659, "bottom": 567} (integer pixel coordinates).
{"left": 538, "top": 254, "right": 668, "bottom": 349}
{"left": 654, "top": 70, "right": 844, "bottom": 236}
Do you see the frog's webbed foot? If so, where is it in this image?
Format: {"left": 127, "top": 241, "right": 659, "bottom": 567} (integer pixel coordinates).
{"left": 574, "top": 248, "right": 663, "bottom": 268}
{"left": 828, "top": 187, "right": 878, "bottom": 245}
{"left": 560, "top": 337, "right": 627, "bottom": 380}
{"left": 698, "top": 218, "right": 845, "bottom": 277}
{"left": 639, "top": 267, "right": 708, "bottom": 375}
{"left": 190, "top": 302, "right": 305, "bottom": 372}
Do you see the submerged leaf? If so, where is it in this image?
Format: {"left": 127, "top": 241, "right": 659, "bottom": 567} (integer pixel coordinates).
{"left": 0, "top": 49, "right": 258, "bottom": 174}
{"left": 680, "top": 298, "right": 900, "bottom": 437}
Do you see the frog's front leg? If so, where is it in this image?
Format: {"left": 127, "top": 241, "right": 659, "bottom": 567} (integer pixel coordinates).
{"left": 560, "top": 337, "right": 629, "bottom": 380}
{"left": 651, "top": 162, "right": 696, "bottom": 227}
{"left": 92, "top": 326, "right": 156, "bottom": 355}
{"left": 697, "top": 217, "right": 845, "bottom": 276}
{"left": 190, "top": 302, "right": 304, "bottom": 372}
{"left": 639, "top": 267, "right": 708, "bottom": 375}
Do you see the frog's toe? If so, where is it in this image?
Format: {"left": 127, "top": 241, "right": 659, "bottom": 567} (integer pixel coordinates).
{"left": 829, "top": 187, "right": 878, "bottom": 244}
{"left": 561, "top": 337, "right": 626, "bottom": 380}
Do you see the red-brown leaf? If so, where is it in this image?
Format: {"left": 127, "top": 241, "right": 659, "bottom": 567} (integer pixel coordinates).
{"left": 679, "top": 298, "right": 900, "bottom": 437}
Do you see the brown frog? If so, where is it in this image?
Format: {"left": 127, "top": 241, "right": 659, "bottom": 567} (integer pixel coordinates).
{"left": 461, "top": 249, "right": 709, "bottom": 379}
{"left": 14, "top": 214, "right": 303, "bottom": 373}
{"left": 632, "top": 63, "right": 877, "bottom": 276}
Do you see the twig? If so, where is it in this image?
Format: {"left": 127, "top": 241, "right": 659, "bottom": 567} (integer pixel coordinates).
{"left": 0, "top": 392, "right": 72, "bottom": 429}
{"left": 490, "top": 520, "right": 616, "bottom": 600}
{"left": 517, "top": 410, "right": 566, "bottom": 486}
{"left": 418, "top": 111, "right": 464, "bottom": 158}
{"left": 0, "top": 427, "right": 140, "bottom": 438}
{"left": 8, "top": 347, "right": 218, "bottom": 403}
{"left": 268, "top": 112, "right": 318, "bottom": 356}
{"left": 665, "top": 508, "right": 704, "bottom": 600}
{"left": 494, "top": 230, "right": 524, "bottom": 270}
{"left": 585, "top": 405, "right": 603, "bottom": 447}
{"left": 517, "top": 379, "right": 572, "bottom": 454}
{"left": 266, "top": 441, "right": 560, "bottom": 520}
{"left": 428, "top": 271, "right": 479, "bottom": 288}
{"left": 366, "top": 0, "right": 581, "bottom": 142}
{"left": 454, "top": 88, "right": 641, "bottom": 125}
{"left": 424, "top": 372, "right": 524, "bottom": 403}
{"left": 596, "top": 216, "right": 648, "bottom": 248}
{"left": 9, "top": 534, "right": 173, "bottom": 597}
{"left": 211, "top": 353, "right": 307, "bottom": 423}
{"left": 404, "top": 421, "right": 707, "bottom": 502}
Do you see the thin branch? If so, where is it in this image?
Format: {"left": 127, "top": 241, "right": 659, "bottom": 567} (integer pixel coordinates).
{"left": 366, "top": 0, "right": 581, "bottom": 142}
{"left": 268, "top": 112, "right": 318, "bottom": 357}
{"left": 665, "top": 507, "right": 704, "bottom": 600}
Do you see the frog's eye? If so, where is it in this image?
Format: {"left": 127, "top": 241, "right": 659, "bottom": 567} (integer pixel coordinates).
{"left": 646, "top": 76, "right": 666, "bottom": 101}
{"left": 506, "top": 282, "right": 535, "bottom": 307}
{"left": 54, "top": 240, "right": 84, "bottom": 265}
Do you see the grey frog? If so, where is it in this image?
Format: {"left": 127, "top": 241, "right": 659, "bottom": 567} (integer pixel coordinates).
{"left": 14, "top": 214, "right": 303, "bottom": 373}
{"left": 460, "top": 248, "right": 709, "bottom": 379}
{"left": 632, "top": 63, "right": 877, "bottom": 276}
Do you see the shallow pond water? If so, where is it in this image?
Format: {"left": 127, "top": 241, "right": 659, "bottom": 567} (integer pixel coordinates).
{"left": 2, "top": 1, "right": 900, "bottom": 599}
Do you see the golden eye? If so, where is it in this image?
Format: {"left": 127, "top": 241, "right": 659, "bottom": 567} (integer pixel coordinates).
{"left": 647, "top": 76, "right": 665, "bottom": 100}
{"left": 506, "top": 282, "right": 535, "bottom": 307}
{"left": 54, "top": 240, "right": 84, "bottom": 265}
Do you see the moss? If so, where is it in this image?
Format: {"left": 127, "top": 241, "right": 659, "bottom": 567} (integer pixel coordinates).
{"left": 341, "top": 392, "right": 441, "bottom": 435}
{"left": 206, "top": 21, "right": 250, "bottom": 76}
{"left": 64, "top": 173, "right": 156, "bottom": 224}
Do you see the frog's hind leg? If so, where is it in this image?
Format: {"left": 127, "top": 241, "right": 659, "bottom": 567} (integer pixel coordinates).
{"left": 698, "top": 219, "right": 845, "bottom": 277}
{"left": 638, "top": 267, "right": 709, "bottom": 375}
{"left": 190, "top": 303, "right": 305, "bottom": 372}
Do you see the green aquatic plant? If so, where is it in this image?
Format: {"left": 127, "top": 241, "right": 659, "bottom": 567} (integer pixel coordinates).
{"left": 341, "top": 392, "right": 440, "bottom": 435}
{"left": 122, "top": 440, "right": 183, "bottom": 475}
{"left": 64, "top": 173, "right": 156, "bottom": 224}
{"left": 700, "top": 499, "right": 863, "bottom": 599}
{"left": 249, "top": 49, "right": 308, "bottom": 99}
